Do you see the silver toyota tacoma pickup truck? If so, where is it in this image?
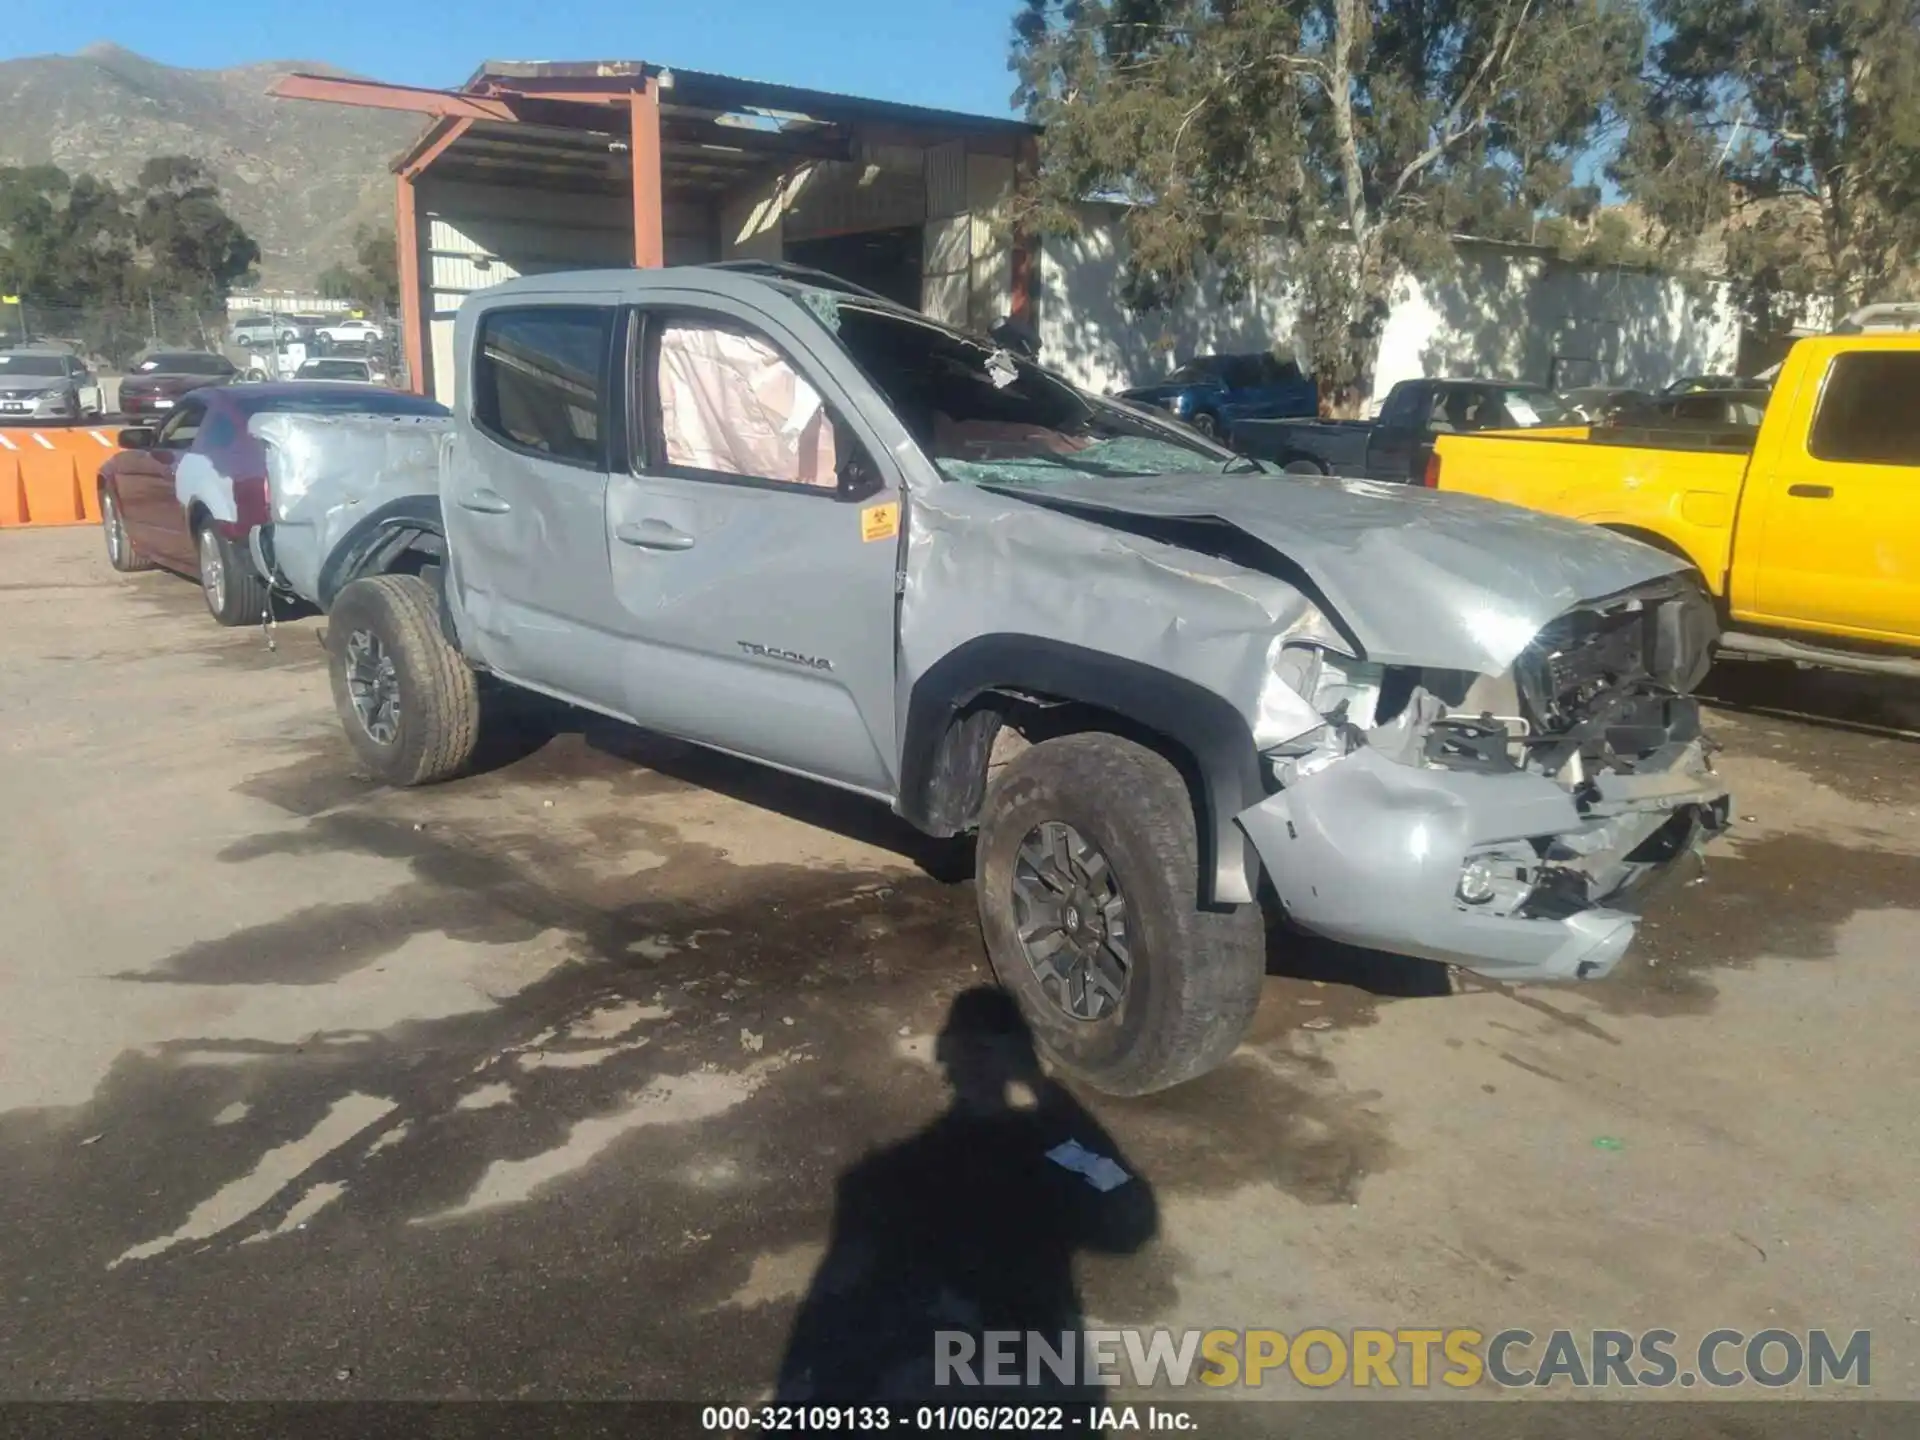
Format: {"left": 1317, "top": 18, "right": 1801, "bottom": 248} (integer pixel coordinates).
{"left": 321, "top": 263, "right": 1730, "bottom": 1095}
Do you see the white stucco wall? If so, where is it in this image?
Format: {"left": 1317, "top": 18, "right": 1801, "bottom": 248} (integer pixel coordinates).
{"left": 1041, "top": 212, "right": 1743, "bottom": 405}
{"left": 1372, "top": 249, "right": 1741, "bottom": 403}
{"left": 1037, "top": 221, "right": 1299, "bottom": 397}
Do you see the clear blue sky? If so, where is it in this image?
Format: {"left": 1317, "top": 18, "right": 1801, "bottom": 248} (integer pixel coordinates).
{"left": 4, "top": 0, "right": 1027, "bottom": 118}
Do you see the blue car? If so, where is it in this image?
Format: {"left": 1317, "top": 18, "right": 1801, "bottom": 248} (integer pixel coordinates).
{"left": 1117, "top": 352, "right": 1319, "bottom": 437}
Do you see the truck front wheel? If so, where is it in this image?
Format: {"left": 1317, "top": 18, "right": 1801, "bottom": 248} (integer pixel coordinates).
{"left": 975, "top": 733, "right": 1266, "bottom": 1095}
{"left": 327, "top": 574, "right": 479, "bottom": 786}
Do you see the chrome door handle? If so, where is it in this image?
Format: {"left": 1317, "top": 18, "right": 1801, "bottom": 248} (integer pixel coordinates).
{"left": 459, "top": 489, "right": 512, "bottom": 514}
{"left": 1787, "top": 484, "right": 1834, "bottom": 499}
{"left": 614, "top": 520, "right": 696, "bottom": 551}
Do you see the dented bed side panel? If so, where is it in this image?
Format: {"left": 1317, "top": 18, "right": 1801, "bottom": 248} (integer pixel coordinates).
{"left": 252, "top": 412, "right": 452, "bottom": 605}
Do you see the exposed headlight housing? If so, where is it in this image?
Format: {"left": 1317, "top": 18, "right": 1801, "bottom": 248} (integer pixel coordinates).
{"left": 1456, "top": 845, "right": 1538, "bottom": 915}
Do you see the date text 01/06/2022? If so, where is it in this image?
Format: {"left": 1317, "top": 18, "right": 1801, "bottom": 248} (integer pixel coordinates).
{"left": 700, "top": 1403, "right": 1199, "bottom": 1432}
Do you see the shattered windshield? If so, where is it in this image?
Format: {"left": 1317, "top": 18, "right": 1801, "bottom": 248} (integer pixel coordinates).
{"left": 827, "top": 300, "right": 1239, "bottom": 485}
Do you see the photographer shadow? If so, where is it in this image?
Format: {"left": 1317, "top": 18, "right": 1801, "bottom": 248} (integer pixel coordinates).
{"left": 776, "top": 988, "right": 1159, "bottom": 1405}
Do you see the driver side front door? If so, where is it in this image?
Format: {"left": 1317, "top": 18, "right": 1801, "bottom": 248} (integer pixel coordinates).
{"left": 604, "top": 302, "right": 907, "bottom": 796}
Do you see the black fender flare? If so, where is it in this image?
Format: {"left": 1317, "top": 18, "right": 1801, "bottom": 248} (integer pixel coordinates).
{"left": 316, "top": 494, "right": 447, "bottom": 611}
{"left": 898, "top": 635, "right": 1264, "bottom": 908}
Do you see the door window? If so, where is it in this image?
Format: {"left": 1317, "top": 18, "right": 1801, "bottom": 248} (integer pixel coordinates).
{"left": 156, "top": 402, "right": 205, "bottom": 450}
{"left": 1221, "top": 355, "right": 1264, "bottom": 389}
{"left": 473, "top": 306, "right": 613, "bottom": 467}
{"left": 1808, "top": 353, "right": 1920, "bottom": 465}
{"left": 646, "top": 319, "right": 842, "bottom": 492}
{"left": 1377, "top": 386, "right": 1424, "bottom": 429}
{"left": 1259, "top": 355, "right": 1305, "bottom": 386}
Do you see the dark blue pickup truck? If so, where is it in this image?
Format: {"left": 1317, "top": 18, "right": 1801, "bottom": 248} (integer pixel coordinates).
{"left": 1232, "top": 377, "right": 1574, "bottom": 482}
{"left": 1117, "top": 352, "right": 1318, "bottom": 438}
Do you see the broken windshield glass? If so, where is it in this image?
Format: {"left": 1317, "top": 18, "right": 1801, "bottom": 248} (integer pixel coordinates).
{"left": 830, "top": 301, "right": 1237, "bottom": 484}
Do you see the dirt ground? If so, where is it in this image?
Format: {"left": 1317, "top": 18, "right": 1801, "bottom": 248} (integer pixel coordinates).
{"left": 2, "top": 525, "right": 1916, "bottom": 1412}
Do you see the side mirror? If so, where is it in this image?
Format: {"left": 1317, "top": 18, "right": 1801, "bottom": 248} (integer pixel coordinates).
{"left": 989, "top": 315, "right": 1040, "bottom": 360}
{"left": 837, "top": 433, "right": 885, "bottom": 503}
{"left": 117, "top": 427, "right": 156, "bottom": 449}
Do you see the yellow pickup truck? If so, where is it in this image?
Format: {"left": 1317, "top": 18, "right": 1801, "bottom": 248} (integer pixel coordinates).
{"left": 1428, "top": 334, "right": 1920, "bottom": 675}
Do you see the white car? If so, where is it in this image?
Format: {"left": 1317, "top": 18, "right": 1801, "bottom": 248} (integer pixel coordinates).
{"left": 295, "top": 358, "right": 384, "bottom": 385}
{"left": 317, "top": 318, "right": 384, "bottom": 344}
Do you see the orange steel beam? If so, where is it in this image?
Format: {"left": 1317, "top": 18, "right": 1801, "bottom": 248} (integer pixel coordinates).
{"left": 271, "top": 73, "right": 516, "bottom": 122}
{"left": 631, "top": 82, "right": 666, "bottom": 268}
{"left": 399, "top": 115, "right": 476, "bottom": 180}
{"left": 395, "top": 173, "right": 429, "bottom": 396}
{"left": 469, "top": 78, "right": 632, "bottom": 105}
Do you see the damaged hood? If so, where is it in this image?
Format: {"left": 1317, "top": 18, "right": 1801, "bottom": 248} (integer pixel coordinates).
{"left": 976, "top": 472, "right": 1690, "bottom": 673}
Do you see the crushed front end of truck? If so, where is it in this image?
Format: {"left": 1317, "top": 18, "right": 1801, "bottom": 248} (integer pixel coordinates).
{"left": 1238, "top": 579, "right": 1731, "bottom": 981}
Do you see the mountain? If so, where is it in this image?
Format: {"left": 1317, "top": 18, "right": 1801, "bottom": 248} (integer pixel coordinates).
{"left": 0, "top": 43, "right": 417, "bottom": 288}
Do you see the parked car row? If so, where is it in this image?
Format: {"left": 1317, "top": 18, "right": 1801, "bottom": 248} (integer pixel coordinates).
{"left": 229, "top": 312, "right": 385, "bottom": 349}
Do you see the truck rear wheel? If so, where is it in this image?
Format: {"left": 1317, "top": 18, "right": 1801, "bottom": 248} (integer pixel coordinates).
{"left": 327, "top": 574, "right": 479, "bottom": 786}
{"left": 975, "top": 733, "right": 1266, "bottom": 1095}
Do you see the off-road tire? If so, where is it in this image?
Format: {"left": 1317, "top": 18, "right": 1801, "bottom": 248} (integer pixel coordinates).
{"left": 101, "top": 488, "right": 154, "bottom": 572}
{"left": 975, "top": 733, "right": 1267, "bottom": 1095}
{"left": 198, "top": 522, "right": 270, "bottom": 627}
{"left": 1282, "top": 459, "right": 1326, "bottom": 475}
{"left": 328, "top": 574, "right": 480, "bottom": 786}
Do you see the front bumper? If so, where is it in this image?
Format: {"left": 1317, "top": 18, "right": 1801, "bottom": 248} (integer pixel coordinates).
{"left": 0, "top": 393, "right": 76, "bottom": 421}
{"left": 1238, "top": 743, "right": 1730, "bottom": 983}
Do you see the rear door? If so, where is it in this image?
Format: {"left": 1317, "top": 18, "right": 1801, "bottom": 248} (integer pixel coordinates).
{"left": 602, "top": 299, "right": 905, "bottom": 795}
{"left": 118, "top": 400, "right": 205, "bottom": 569}
{"left": 1743, "top": 347, "right": 1920, "bottom": 643}
{"left": 441, "top": 302, "right": 631, "bottom": 710}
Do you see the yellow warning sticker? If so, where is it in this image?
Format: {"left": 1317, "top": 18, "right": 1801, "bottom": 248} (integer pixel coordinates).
{"left": 860, "top": 501, "right": 900, "bottom": 543}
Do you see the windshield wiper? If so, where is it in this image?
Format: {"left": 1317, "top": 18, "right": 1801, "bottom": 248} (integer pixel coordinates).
{"left": 1220, "top": 454, "right": 1267, "bottom": 475}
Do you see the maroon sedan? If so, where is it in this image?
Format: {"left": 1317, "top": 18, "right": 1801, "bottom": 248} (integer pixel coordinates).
{"left": 117, "top": 351, "right": 239, "bottom": 419}
{"left": 99, "top": 383, "right": 449, "bottom": 625}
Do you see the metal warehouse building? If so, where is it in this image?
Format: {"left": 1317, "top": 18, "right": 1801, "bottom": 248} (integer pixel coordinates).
{"left": 274, "top": 61, "right": 1038, "bottom": 405}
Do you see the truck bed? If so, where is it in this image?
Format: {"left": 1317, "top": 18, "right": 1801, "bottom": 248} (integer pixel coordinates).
{"left": 1429, "top": 426, "right": 1752, "bottom": 595}
{"left": 1231, "top": 417, "right": 1373, "bottom": 470}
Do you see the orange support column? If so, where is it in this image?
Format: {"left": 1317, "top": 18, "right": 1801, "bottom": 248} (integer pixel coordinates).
{"left": 630, "top": 80, "right": 665, "bottom": 268}
{"left": 396, "top": 172, "right": 430, "bottom": 396}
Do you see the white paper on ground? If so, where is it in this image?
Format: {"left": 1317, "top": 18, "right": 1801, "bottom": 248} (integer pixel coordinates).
{"left": 1046, "top": 1139, "right": 1132, "bottom": 1192}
